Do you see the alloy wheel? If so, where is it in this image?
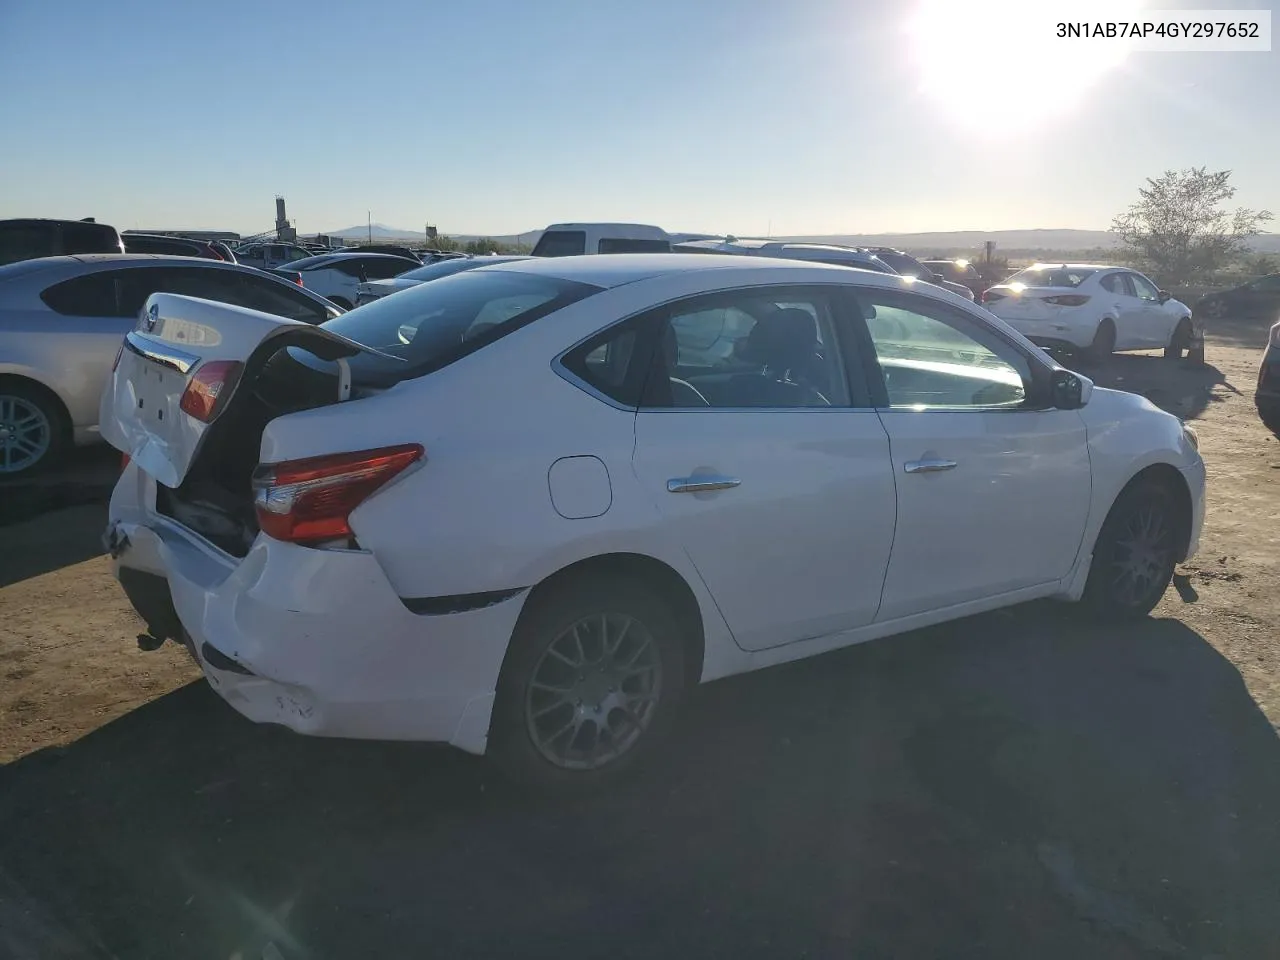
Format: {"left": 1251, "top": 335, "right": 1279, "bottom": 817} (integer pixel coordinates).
{"left": 0, "top": 394, "right": 52, "bottom": 474}
{"left": 1107, "top": 503, "right": 1174, "bottom": 607}
{"left": 524, "top": 612, "right": 663, "bottom": 770}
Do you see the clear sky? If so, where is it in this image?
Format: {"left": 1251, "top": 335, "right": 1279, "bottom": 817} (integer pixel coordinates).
{"left": 1, "top": 0, "right": 1277, "bottom": 237}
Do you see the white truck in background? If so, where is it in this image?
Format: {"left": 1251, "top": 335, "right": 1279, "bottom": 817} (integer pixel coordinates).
{"left": 531, "top": 223, "right": 671, "bottom": 256}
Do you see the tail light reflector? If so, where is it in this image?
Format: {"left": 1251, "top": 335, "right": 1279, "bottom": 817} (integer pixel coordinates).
{"left": 252, "top": 444, "right": 423, "bottom": 545}
{"left": 179, "top": 360, "right": 243, "bottom": 423}
{"left": 1043, "top": 294, "right": 1090, "bottom": 306}
{"left": 121, "top": 453, "right": 131, "bottom": 471}
{"left": 981, "top": 290, "right": 1004, "bottom": 304}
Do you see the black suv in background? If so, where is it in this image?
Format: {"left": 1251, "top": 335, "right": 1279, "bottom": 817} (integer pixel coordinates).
{"left": 0, "top": 218, "right": 124, "bottom": 265}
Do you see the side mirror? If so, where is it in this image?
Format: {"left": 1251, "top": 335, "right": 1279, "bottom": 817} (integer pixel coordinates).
{"left": 1158, "top": 290, "right": 1172, "bottom": 304}
{"left": 1050, "top": 369, "right": 1091, "bottom": 410}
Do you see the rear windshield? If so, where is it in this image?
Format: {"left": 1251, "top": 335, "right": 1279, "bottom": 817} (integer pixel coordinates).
{"left": 61, "top": 222, "right": 122, "bottom": 254}
{"left": 0, "top": 221, "right": 57, "bottom": 265}
{"left": 532, "top": 231, "right": 586, "bottom": 257}
{"left": 398, "top": 258, "right": 487, "bottom": 282}
{"left": 283, "top": 254, "right": 341, "bottom": 271}
{"left": 1007, "top": 266, "right": 1096, "bottom": 288}
{"left": 314, "top": 269, "right": 600, "bottom": 382}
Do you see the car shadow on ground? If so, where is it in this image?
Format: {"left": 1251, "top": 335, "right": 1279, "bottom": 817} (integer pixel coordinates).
{"left": 2, "top": 605, "right": 1278, "bottom": 959}
{"left": 0, "top": 446, "right": 117, "bottom": 527}
{"left": 1053, "top": 351, "right": 1232, "bottom": 422}
{"left": 0, "top": 503, "right": 110, "bottom": 589}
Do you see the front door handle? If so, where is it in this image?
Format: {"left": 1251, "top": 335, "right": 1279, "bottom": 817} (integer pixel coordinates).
{"left": 904, "top": 458, "right": 957, "bottom": 474}
{"left": 667, "top": 476, "right": 741, "bottom": 494}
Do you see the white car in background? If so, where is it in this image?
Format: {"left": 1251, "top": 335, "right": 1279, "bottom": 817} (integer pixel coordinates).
{"left": 982, "top": 264, "right": 1196, "bottom": 360}
{"left": 277, "top": 252, "right": 420, "bottom": 309}
{"left": 355, "top": 255, "right": 531, "bottom": 306}
{"left": 100, "top": 255, "right": 1204, "bottom": 789}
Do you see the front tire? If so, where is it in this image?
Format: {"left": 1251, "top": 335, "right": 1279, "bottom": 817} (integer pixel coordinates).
{"left": 1086, "top": 319, "right": 1117, "bottom": 361}
{"left": 490, "top": 575, "right": 688, "bottom": 791}
{"left": 1164, "top": 318, "right": 1192, "bottom": 360}
{"left": 1083, "top": 481, "right": 1180, "bottom": 620}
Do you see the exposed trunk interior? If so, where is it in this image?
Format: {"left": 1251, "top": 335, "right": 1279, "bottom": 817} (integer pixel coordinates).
{"left": 155, "top": 348, "right": 350, "bottom": 556}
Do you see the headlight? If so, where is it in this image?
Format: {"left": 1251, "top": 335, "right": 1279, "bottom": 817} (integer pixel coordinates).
{"left": 1182, "top": 424, "right": 1200, "bottom": 451}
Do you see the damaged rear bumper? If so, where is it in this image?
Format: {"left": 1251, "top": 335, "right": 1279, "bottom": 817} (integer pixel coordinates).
{"left": 104, "top": 466, "right": 526, "bottom": 755}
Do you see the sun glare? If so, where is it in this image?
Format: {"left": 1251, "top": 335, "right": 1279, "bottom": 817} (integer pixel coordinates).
{"left": 906, "top": 0, "right": 1141, "bottom": 129}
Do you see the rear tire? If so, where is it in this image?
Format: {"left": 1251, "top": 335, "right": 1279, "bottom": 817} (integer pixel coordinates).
{"left": 490, "top": 575, "right": 688, "bottom": 793}
{"left": 1259, "top": 401, "right": 1280, "bottom": 434}
{"left": 1083, "top": 481, "right": 1180, "bottom": 620}
{"left": 1086, "top": 319, "right": 1116, "bottom": 362}
{"left": 0, "top": 379, "right": 69, "bottom": 479}
{"left": 1164, "top": 318, "right": 1192, "bottom": 360}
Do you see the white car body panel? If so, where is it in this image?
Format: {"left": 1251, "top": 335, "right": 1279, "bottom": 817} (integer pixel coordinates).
{"left": 632, "top": 407, "right": 897, "bottom": 650}
{"left": 299, "top": 265, "right": 361, "bottom": 305}
{"left": 102, "top": 256, "right": 1206, "bottom": 755}
{"left": 873, "top": 408, "right": 1092, "bottom": 620}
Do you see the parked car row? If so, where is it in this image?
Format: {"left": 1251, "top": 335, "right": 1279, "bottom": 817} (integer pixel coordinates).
{"left": 0, "top": 255, "right": 339, "bottom": 475}
{"left": 97, "top": 253, "right": 1206, "bottom": 789}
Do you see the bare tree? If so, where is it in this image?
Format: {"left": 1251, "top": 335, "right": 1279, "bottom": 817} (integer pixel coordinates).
{"left": 1110, "top": 167, "right": 1272, "bottom": 284}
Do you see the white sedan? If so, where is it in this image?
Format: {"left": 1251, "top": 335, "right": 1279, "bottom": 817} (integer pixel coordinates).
{"left": 100, "top": 255, "right": 1205, "bottom": 788}
{"left": 982, "top": 263, "right": 1196, "bottom": 360}
{"left": 276, "top": 252, "right": 420, "bottom": 309}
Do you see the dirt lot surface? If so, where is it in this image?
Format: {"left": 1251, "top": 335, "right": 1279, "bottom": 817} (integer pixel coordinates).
{"left": 1, "top": 319, "right": 1277, "bottom": 958}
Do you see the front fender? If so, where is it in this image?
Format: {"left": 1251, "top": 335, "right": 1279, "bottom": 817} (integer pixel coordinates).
{"left": 1062, "top": 387, "right": 1203, "bottom": 595}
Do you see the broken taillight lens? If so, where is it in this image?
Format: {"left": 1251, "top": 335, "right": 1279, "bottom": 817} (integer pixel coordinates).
{"left": 252, "top": 444, "right": 423, "bottom": 544}
{"left": 179, "top": 360, "right": 243, "bottom": 423}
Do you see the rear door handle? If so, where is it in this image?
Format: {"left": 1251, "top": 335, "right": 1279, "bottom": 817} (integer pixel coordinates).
{"left": 904, "top": 458, "right": 957, "bottom": 474}
{"left": 667, "top": 476, "right": 741, "bottom": 494}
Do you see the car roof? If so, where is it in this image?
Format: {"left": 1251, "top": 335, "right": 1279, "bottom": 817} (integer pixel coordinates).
{"left": 1021, "top": 262, "right": 1116, "bottom": 271}
{"left": 0, "top": 217, "right": 115, "bottom": 227}
{"left": 472, "top": 252, "right": 896, "bottom": 289}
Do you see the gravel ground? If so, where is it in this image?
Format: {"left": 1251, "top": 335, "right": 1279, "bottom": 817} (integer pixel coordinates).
{"left": 0, "top": 319, "right": 1276, "bottom": 959}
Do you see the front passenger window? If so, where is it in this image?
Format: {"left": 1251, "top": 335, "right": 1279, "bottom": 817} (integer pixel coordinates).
{"left": 859, "top": 292, "right": 1031, "bottom": 409}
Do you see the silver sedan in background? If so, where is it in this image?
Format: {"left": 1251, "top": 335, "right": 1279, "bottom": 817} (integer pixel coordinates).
{"left": 0, "top": 254, "right": 340, "bottom": 476}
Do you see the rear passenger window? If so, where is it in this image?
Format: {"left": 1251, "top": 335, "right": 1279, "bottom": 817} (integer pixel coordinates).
{"left": 560, "top": 317, "right": 653, "bottom": 407}
{"left": 532, "top": 231, "right": 587, "bottom": 257}
{"left": 646, "top": 289, "right": 850, "bottom": 408}
{"left": 60, "top": 222, "right": 121, "bottom": 254}
{"left": 236, "top": 274, "right": 334, "bottom": 323}
{"left": 364, "top": 259, "right": 411, "bottom": 280}
{"left": 40, "top": 273, "right": 122, "bottom": 317}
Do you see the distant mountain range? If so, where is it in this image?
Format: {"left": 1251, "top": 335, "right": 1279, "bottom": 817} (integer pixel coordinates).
{"left": 323, "top": 224, "right": 1280, "bottom": 254}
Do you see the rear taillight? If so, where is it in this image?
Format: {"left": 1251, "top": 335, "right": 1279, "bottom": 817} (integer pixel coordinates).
{"left": 981, "top": 290, "right": 1004, "bottom": 304}
{"left": 179, "top": 360, "right": 242, "bottom": 423}
{"left": 121, "top": 453, "right": 131, "bottom": 471}
{"left": 252, "top": 444, "right": 423, "bottom": 544}
{"left": 1043, "top": 294, "right": 1090, "bottom": 306}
